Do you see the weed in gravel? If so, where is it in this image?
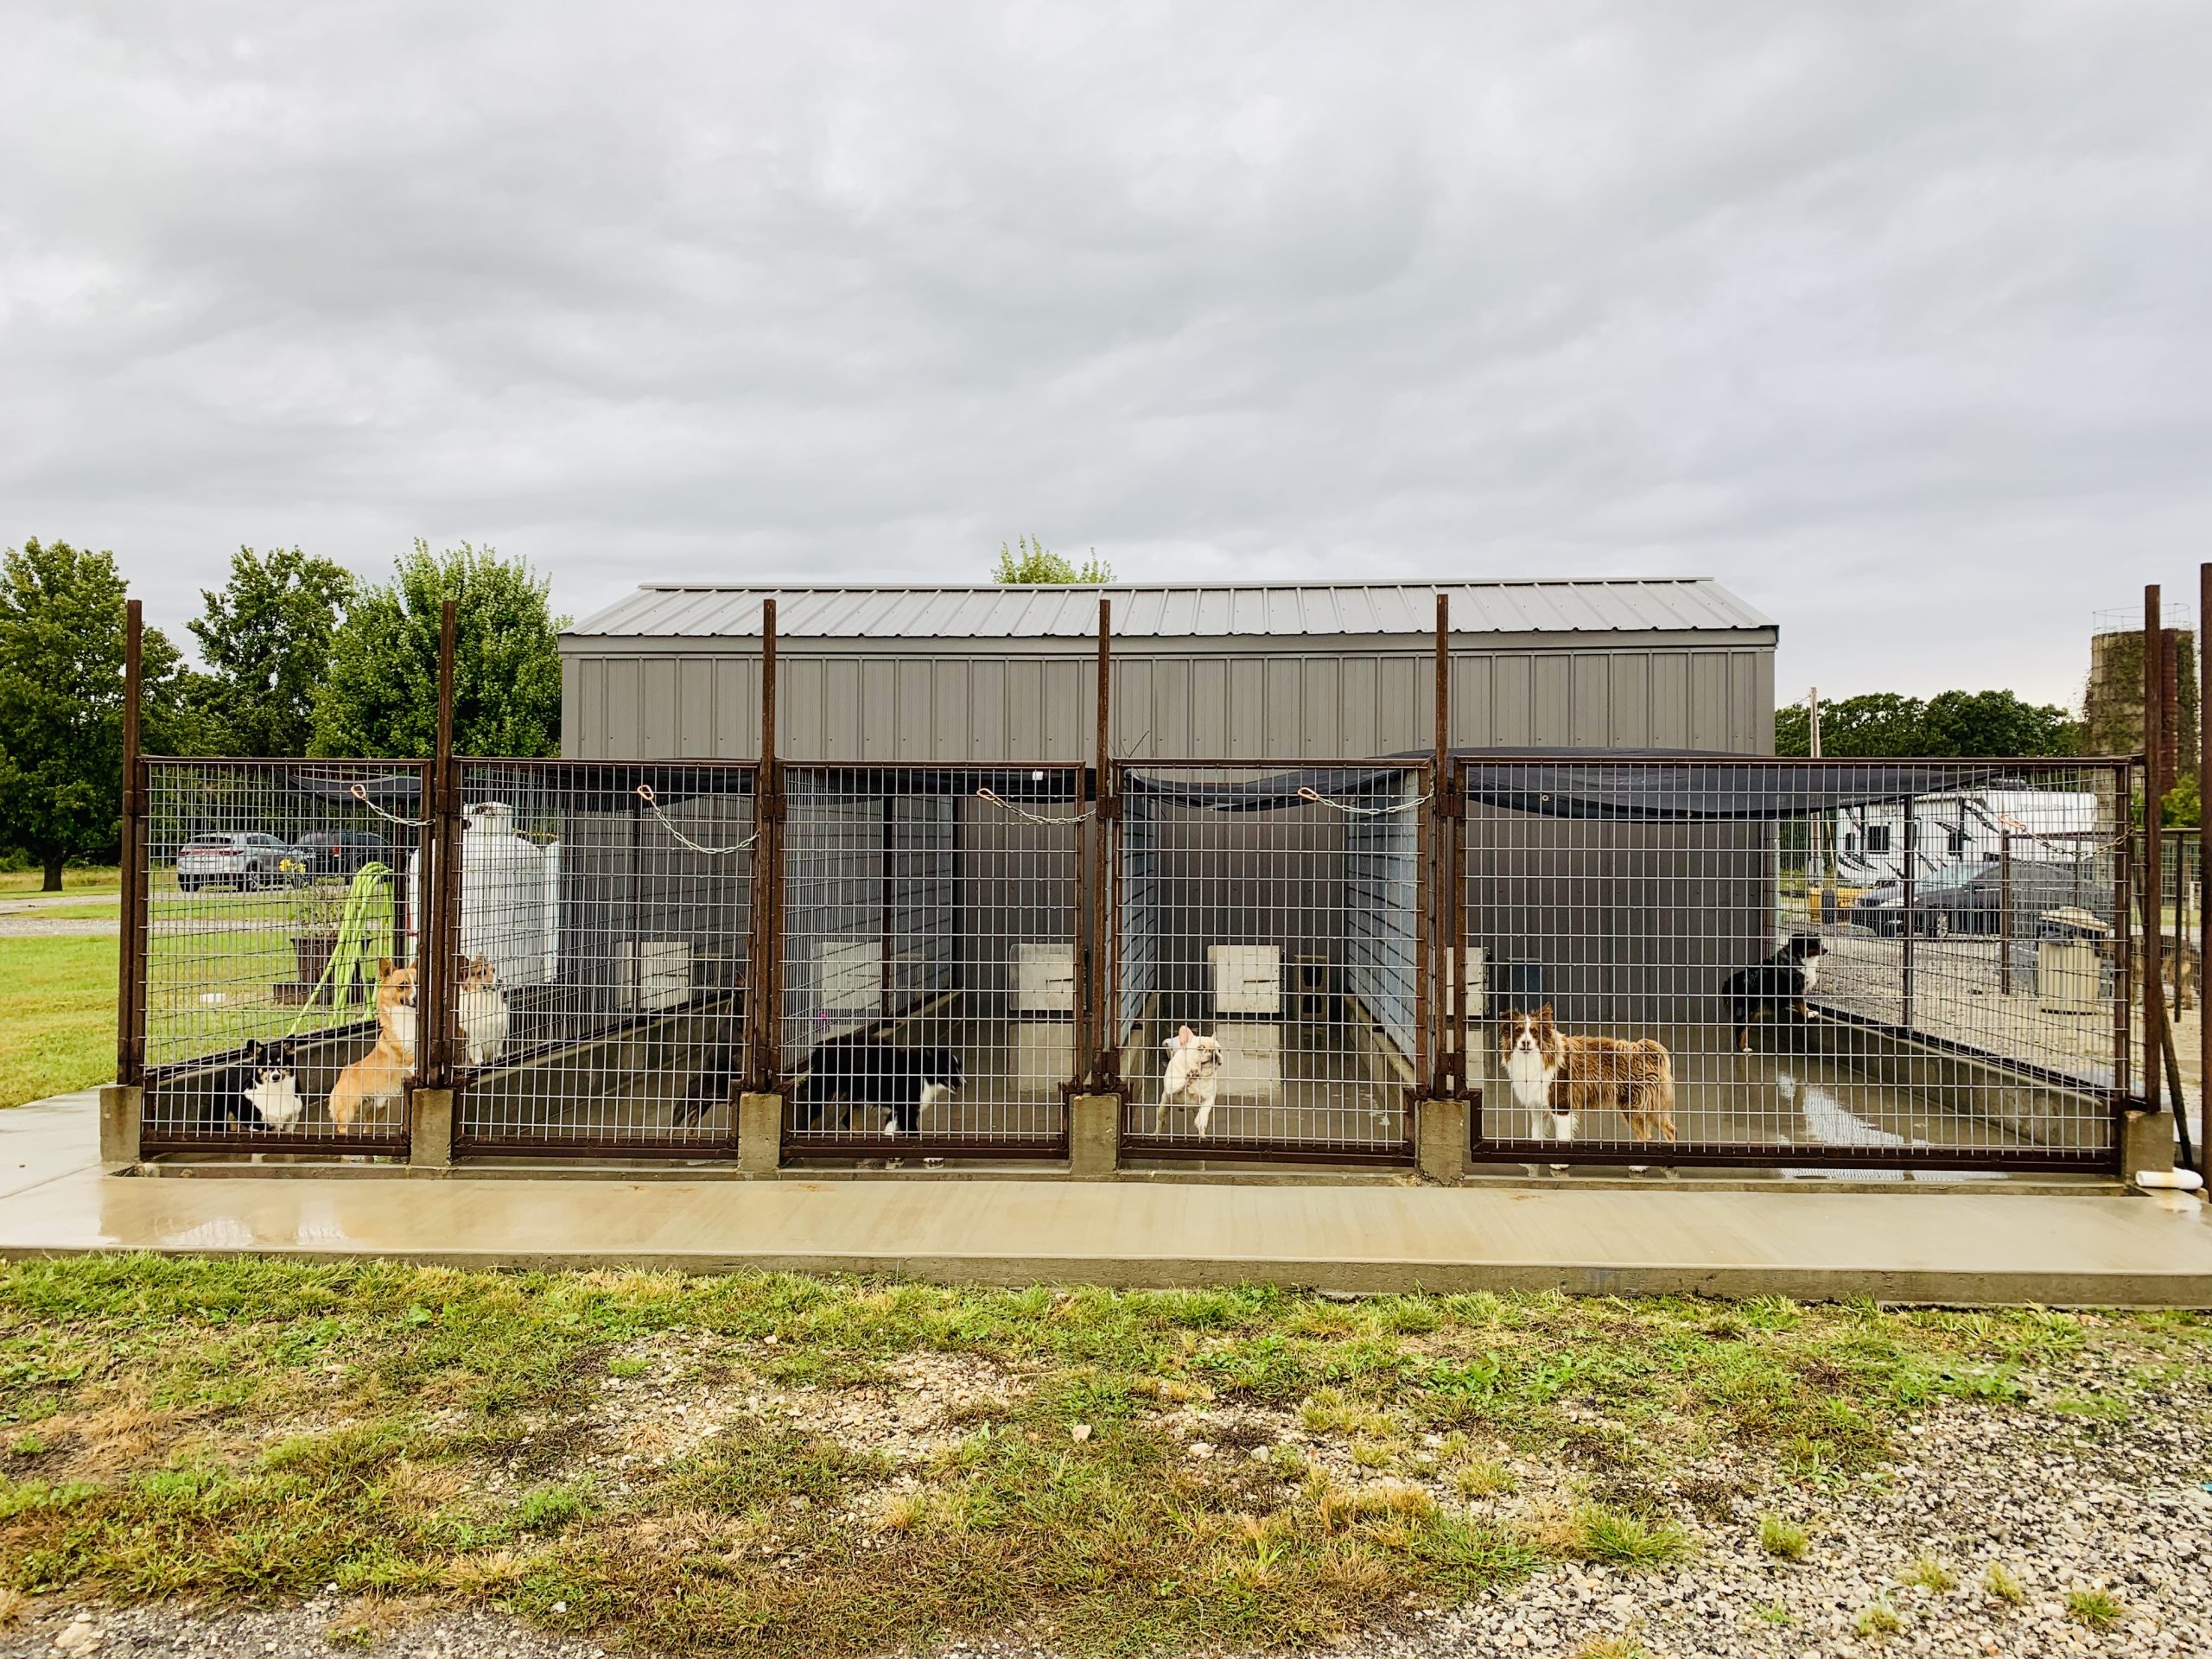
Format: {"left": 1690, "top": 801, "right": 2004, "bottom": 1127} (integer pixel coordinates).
{"left": 1348, "top": 1440, "right": 1396, "bottom": 1470}
{"left": 1902, "top": 1553, "right": 1955, "bottom": 1592}
{"left": 606, "top": 1357, "right": 649, "bottom": 1379}
{"left": 1757, "top": 1513, "right": 1808, "bottom": 1561}
{"left": 1298, "top": 1388, "right": 1395, "bottom": 1438}
{"left": 1450, "top": 1458, "right": 1515, "bottom": 1499}
{"left": 1853, "top": 1599, "right": 1904, "bottom": 1637}
{"left": 1570, "top": 1636, "right": 1650, "bottom": 1659}
{"left": 5, "top": 1433, "right": 46, "bottom": 1458}
{"left": 1558, "top": 1504, "right": 1694, "bottom": 1568}
{"left": 0, "top": 1587, "right": 25, "bottom": 1625}
{"left": 1754, "top": 1600, "right": 1791, "bottom": 1624}
{"left": 2065, "top": 1587, "right": 2124, "bottom": 1631}
{"left": 511, "top": 1483, "right": 592, "bottom": 1533}
{"left": 1982, "top": 1563, "right": 2025, "bottom": 1605}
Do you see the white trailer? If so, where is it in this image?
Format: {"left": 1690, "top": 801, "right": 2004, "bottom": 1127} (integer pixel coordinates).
{"left": 1833, "top": 787, "right": 2100, "bottom": 885}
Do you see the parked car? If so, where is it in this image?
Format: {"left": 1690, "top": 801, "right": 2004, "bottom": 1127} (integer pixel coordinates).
{"left": 289, "top": 828, "right": 391, "bottom": 878}
{"left": 1850, "top": 858, "right": 2095, "bottom": 937}
{"left": 175, "top": 833, "right": 295, "bottom": 892}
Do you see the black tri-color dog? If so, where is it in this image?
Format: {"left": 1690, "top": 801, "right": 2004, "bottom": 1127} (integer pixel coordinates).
{"left": 794, "top": 1033, "right": 965, "bottom": 1136}
{"left": 1720, "top": 932, "right": 1825, "bottom": 1052}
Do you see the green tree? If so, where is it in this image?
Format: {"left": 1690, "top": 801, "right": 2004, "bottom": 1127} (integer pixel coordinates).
{"left": 310, "top": 541, "right": 564, "bottom": 759}
{"left": 0, "top": 538, "right": 187, "bottom": 889}
{"left": 188, "top": 546, "right": 355, "bottom": 755}
{"left": 1775, "top": 690, "right": 2076, "bottom": 758}
{"left": 992, "top": 535, "right": 1114, "bottom": 584}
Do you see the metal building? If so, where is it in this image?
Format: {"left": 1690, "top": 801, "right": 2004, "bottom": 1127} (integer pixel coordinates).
{"left": 560, "top": 579, "right": 1777, "bottom": 761}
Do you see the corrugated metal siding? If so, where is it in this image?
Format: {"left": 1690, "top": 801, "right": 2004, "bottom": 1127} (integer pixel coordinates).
{"left": 563, "top": 647, "right": 1775, "bottom": 760}
{"left": 568, "top": 578, "right": 1774, "bottom": 641}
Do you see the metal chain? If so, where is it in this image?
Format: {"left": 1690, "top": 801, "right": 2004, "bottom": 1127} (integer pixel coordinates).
{"left": 636, "top": 784, "right": 759, "bottom": 855}
{"left": 348, "top": 781, "right": 430, "bottom": 828}
{"left": 1296, "top": 785, "right": 1432, "bottom": 817}
{"left": 975, "top": 786, "right": 1093, "bottom": 825}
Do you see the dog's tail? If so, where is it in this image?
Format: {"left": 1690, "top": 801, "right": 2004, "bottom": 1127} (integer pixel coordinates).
{"left": 1635, "top": 1039, "right": 1676, "bottom": 1134}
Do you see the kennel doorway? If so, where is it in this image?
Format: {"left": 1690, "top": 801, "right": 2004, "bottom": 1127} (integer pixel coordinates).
{"left": 1109, "top": 763, "right": 1426, "bottom": 1163}
{"left": 776, "top": 764, "right": 1084, "bottom": 1160}
{"left": 1456, "top": 757, "right": 2128, "bottom": 1173}
{"left": 450, "top": 760, "right": 754, "bottom": 1157}
{"left": 135, "top": 759, "right": 429, "bottom": 1158}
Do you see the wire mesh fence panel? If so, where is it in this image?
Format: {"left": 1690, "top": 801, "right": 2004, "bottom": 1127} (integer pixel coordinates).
{"left": 452, "top": 760, "right": 753, "bottom": 1154}
{"left": 139, "top": 759, "right": 429, "bottom": 1154}
{"left": 1459, "top": 757, "right": 2127, "bottom": 1173}
{"left": 1111, "top": 763, "right": 1424, "bottom": 1162}
{"left": 779, "top": 766, "right": 1081, "bottom": 1158}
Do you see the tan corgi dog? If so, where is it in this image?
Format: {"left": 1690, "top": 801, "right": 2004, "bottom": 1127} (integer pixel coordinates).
{"left": 328, "top": 960, "right": 418, "bottom": 1130}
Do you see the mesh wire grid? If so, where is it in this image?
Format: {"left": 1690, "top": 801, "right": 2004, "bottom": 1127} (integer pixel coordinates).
{"left": 1456, "top": 757, "right": 2129, "bottom": 1173}
{"left": 777, "top": 764, "right": 1082, "bottom": 1158}
{"left": 138, "top": 759, "right": 429, "bottom": 1153}
{"left": 1111, "top": 763, "right": 1427, "bottom": 1162}
{"left": 450, "top": 760, "right": 754, "bottom": 1154}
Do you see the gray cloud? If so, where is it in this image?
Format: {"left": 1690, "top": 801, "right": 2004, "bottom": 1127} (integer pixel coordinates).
{"left": 3, "top": 1, "right": 2207, "bottom": 707}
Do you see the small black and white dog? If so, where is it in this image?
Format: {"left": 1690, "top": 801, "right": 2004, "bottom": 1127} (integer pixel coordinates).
{"left": 194, "top": 1038, "right": 304, "bottom": 1130}
{"left": 795, "top": 1033, "right": 965, "bottom": 1136}
{"left": 1720, "top": 933, "right": 1825, "bottom": 1052}
{"left": 671, "top": 1041, "right": 740, "bottom": 1128}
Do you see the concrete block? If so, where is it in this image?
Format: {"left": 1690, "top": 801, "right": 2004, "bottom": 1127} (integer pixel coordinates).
{"left": 1069, "top": 1093, "right": 1120, "bottom": 1178}
{"left": 408, "top": 1087, "right": 454, "bottom": 1169}
{"left": 739, "top": 1092, "right": 785, "bottom": 1176}
{"left": 99, "top": 1084, "right": 142, "bottom": 1169}
{"left": 1416, "top": 1094, "right": 1468, "bottom": 1185}
{"left": 2123, "top": 1109, "right": 2177, "bottom": 1185}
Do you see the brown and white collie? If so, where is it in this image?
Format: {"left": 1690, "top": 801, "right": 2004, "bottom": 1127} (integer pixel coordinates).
{"left": 328, "top": 960, "right": 417, "bottom": 1131}
{"left": 1499, "top": 1006, "right": 1676, "bottom": 1159}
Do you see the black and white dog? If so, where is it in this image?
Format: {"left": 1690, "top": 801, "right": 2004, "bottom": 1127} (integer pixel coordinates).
{"left": 194, "top": 1038, "right": 304, "bottom": 1130}
{"left": 671, "top": 1041, "right": 740, "bottom": 1128}
{"left": 795, "top": 1033, "right": 965, "bottom": 1137}
{"left": 1720, "top": 933, "right": 1825, "bottom": 1052}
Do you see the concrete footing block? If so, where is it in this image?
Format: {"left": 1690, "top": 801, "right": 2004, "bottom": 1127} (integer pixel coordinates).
{"left": 739, "top": 1093, "right": 785, "bottom": 1176}
{"left": 1417, "top": 1095, "right": 1469, "bottom": 1185}
{"left": 2123, "top": 1109, "right": 2177, "bottom": 1187}
{"left": 99, "top": 1084, "right": 142, "bottom": 1169}
{"left": 1069, "top": 1093, "right": 1120, "bottom": 1178}
{"left": 409, "top": 1088, "right": 454, "bottom": 1170}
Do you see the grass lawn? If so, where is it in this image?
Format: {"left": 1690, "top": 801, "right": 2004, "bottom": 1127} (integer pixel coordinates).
{"left": 0, "top": 937, "right": 115, "bottom": 1109}
{"left": 0, "top": 868, "right": 119, "bottom": 897}
{"left": 0, "top": 1258, "right": 2202, "bottom": 1656}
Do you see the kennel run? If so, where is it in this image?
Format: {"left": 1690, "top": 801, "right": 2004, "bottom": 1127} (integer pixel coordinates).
{"left": 111, "top": 594, "right": 2188, "bottom": 1181}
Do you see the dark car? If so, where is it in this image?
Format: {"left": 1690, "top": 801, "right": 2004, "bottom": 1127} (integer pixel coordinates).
{"left": 1851, "top": 858, "right": 2096, "bottom": 938}
{"left": 289, "top": 829, "right": 391, "bottom": 879}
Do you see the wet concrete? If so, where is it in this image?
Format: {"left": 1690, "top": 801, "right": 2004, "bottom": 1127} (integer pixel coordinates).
{"left": 4, "top": 1089, "right": 2209, "bottom": 1305}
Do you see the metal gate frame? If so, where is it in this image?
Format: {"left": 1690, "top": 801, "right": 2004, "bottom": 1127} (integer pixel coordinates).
{"left": 772, "top": 760, "right": 1084, "bottom": 1161}
{"left": 1454, "top": 753, "right": 2136, "bottom": 1175}
{"left": 1104, "top": 758, "right": 1427, "bottom": 1166}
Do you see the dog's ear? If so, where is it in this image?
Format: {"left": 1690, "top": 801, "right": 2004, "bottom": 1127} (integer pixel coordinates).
{"left": 378, "top": 957, "right": 393, "bottom": 981}
{"left": 1536, "top": 1004, "right": 1555, "bottom": 1032}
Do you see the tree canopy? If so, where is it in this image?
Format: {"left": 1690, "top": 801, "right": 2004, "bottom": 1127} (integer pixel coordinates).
{"left": 992, "top": 535, "right": 1114, "bottom": 584}
{"left": 310, "top": 541, "right": 564, "bottom": 759}
{"left": 1775, "top": 690, "right": 2078, "bottom": 758}
{"left": 188, "top": 546, "right": 355, "bottom": 756}
{"left": 0, "top": 537, "right": 188, "bottom": 889}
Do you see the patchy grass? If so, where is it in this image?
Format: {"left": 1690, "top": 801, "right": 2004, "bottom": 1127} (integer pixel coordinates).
{"left": 1983, "top": 1562, "right": 2025, "bottom": 1605}
{"left": 2065, "top": 1587, "right": 2125, "bottom": 1631}
{"left": 0, "top": 1261, "right": 2203, "bottom": 1656}
{"left": 1903, "top": 1552, "right": 1955, "bottom": 1592}
{"left": 1757, "top": 1513, "right": 1808, "bottom": 1561}
{"left": 0, "top": 936, "right": 115, "bottom": 1109}
{"left": 1853, "top": 1599, "right": 1904, "bottom": 1637}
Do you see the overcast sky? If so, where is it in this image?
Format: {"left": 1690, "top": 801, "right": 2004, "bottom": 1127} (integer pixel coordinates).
{"left": 3, "top": 3, "right": 2207, "bottom": 709}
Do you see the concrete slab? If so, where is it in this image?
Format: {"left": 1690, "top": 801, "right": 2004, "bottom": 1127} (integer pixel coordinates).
{"left": 3, "top": 1090, "right": 2208, "bottom": 1304}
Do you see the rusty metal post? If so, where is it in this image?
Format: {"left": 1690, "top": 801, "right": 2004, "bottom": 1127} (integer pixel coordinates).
{"left": 748, "top": 598, "right": 782, "bottom": 1096}
{"left": 2201, "top": 563, "right": 2210, "bottom": 1161}
{"left": 420, "top": 599, "right": 461, "bottom": 1094}
{"left": 2144, "top": 586, "right": 2165, "bottom": 1118}
{"left": 2116, "top": 809, "right": 2133, "bottom": 1103}
{"left": 115, "top": 600, "right": 147, "bottom": 1090}
{"left": 1079, "top": 599, "right": 1112, "bottom": 1087}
